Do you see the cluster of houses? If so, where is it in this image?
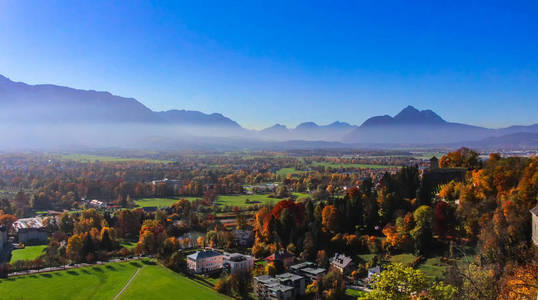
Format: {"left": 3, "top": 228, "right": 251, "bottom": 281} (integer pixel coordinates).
{"left": 244, "top": 183, "right": 279, "bottom": 195}
{"left": 254, "top": 261, "right": 328, "bottom": 300}
{"left": 186, "top": 249, "right": 254, "bottom": 275}
{"left": 186, "top": 249, "right": 354, "bottom": 299}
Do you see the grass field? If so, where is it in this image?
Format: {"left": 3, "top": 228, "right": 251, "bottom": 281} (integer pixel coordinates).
{"left": 136, "top": 193, "right": 310, "bottom": 209}
{"left": 120, "top": 241, "right": 138, "bottom": 250}
{"left": 216, "top": 193, "right": 309, "bottom": 207}
{"left": 0, "top": 260, "right": 228, "bottom": 300}
{"left": 389, "top": 253, "right": 418, "bottom": 265}
{"left": 418, "top": 257, "right": 448, "bottom": 280}
{"left": 134, "top": 197, "right": 199, "bottom": 208}
{"left": 276, "top": 168, "right": 304, "bottom": 176}
{"left": 346, "top": 288, "right": 367, "bottom": 298}
{"left": 58, "top": 154, "right": 171, "bottom": 164}
{"left": 311, "top": 162, "right": 396, "bottom": 169}
{"left": 118, "top": 263, "right": 229, "bottom": 300}
{"left": 10, "top": 245, "right": 47, "bottom": 262}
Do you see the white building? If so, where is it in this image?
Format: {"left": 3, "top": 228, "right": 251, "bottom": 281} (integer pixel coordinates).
{"left": 89, "top": 199, "right": 107, "bottom": 209}
{"left": 187, "top": 250, "right": 223, "bottom": 274}
{"left": 12, "top": 217, "right": 48, "bottom": 244}
{"left": 223, "top": 252, "right": 254, "bottom": 274}
{"left": 368, "top": 265, "right": 381, "bottom": 279}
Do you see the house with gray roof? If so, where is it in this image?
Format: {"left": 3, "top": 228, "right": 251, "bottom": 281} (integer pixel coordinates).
{"left": 254, "top": 272, "right": 306, "bottom": 300}
{"left": 289, "top": 261, "right": 326, "bottom": 284}
{"left": 186, "top": 250, "right": 223, "bottom": 274}
{"left": 329, "top": 253, "right": 354, "bottom": 275}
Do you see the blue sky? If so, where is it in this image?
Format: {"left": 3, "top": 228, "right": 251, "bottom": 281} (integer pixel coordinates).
{"left": 1, "top": 1, "right": 537, "bottom": 129}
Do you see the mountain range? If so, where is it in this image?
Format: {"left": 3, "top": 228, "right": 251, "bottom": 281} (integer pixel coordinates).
{"left": 1, "top": 74, "right": 537, "bottom": 149}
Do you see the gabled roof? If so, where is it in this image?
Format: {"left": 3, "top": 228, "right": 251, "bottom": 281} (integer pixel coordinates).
{"left": 330, "top": 253, "right": 353, "bottom": 268}
{"left": 266, "top": 251, "right": 293, "bottom": 261}
{"left": 531, "top": 205, "right": 538, "bottom": 216}
{"left": 187, "top": 250, "right": 222, "bottom": 261}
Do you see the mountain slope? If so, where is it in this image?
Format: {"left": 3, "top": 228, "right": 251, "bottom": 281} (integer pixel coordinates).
{"left": 0, "top": 75, "right": 243, "bottom": 130}
{"left": 156, "top": 109, "right": 241, "bottom": 128}
{"left": 0, "top": 74, "right": 162, "bottom": 123}
{"left": 346, "top": 106, "right": 503, "bottom": 144}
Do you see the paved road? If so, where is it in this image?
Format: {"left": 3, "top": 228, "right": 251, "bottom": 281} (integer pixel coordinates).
{"left": 7, "top": 256, "right": 151, "bottom": 277}
{"left": 113, "top": 266, "right": 142, "bottom": 300}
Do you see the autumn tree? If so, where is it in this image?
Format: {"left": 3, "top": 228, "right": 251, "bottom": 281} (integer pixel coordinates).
{"left": 410, "top": 205, "right": 433, "bottom": 255}
{"left": 361, "top": 263, "right": 456, "bottom": 300}
{"left": 321, "top": 205, "right": 339, "bottom": 232}
{"left": 439, "top": 147, "right": 480, "bottom": 169}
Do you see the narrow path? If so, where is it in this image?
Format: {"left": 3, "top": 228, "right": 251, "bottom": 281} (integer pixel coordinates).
{"left": 113, "top": 266, "right": 142, "bottom": 300}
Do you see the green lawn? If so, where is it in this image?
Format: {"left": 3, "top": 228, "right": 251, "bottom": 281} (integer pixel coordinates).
{"left": 311, "top": 162, "right": 396, "bottom": 169}
{"left": 216, "top": 193, "right": 309, "bottom": 207}
{"left": 118, "top": 263, "right": 229, "bottom": 300}
{"left": 10, "top": 245, "right": 47, "bottom": 262}
{"left": 0, "top": 260, "right": 228, "bottom": 300}
{"left": 134, "top": 197, "right": 194, "bottom": 208}
{"left": 389, "top": 253, "right": 418, "bottom": 265}
{"left": 417, "top": 257, "right": 448, "bottom": 280}
{"left": 135, "top": 193, "right": 309, "bottom": 209}
{"left": 346, "top": 288, "right": 367, "bottom": 298}
{"left": 276, "top": 168, "right": 304, "bottom": 176}
{"left": 120, "top": 241, "right": 138, "bottom": 250}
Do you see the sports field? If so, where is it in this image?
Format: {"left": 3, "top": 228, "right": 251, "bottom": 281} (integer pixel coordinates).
{"left": 135, "top": 193, "right": 310, "bottom": 209}
{"left": 134, "top": 197, "right": 200, "bottom": 208}
{"left": 10, "top": 245, "right": 47, "bottom": 262}
{"left": 311, "top": 161, "right": 396, "bottom": 169}
{"left": 0, "top": 260, "right": 228, "bottom": 300}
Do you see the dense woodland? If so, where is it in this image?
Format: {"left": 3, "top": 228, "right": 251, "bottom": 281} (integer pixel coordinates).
{"left": 0, "top": 149, "right": 536, "bottom": 299}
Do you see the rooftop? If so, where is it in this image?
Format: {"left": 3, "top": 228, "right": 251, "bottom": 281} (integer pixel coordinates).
{"left": 187, "top": 250, "right": 222, "bottom": 261}
{"left": 301, "top": 267, "right": 326, "bottom": 275}
{"left": 275, "top": 272, "right": 303, "bottom": 282}
{"left": 12, "top": 217, "right": 44, "bottom": 231}
{"left": 531, "top": 205, "right": 538, "bottom": 216}
{"left": 330, "top": 253, "right": 353, "bottom": 268}
{"left": 289, "top": 261, "right": 315, "bottom": 271}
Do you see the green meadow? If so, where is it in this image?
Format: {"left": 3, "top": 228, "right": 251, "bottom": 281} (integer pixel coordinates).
{"left": 134, "top": 197, "right": 200, "bottom": 208}
{"left": 276, "top": 168, "right": 304, "bottom": 176}
{"left": 135, "top": 193, "right": 310, "bottom": 209}
{"left": 0, "top": 260, "right": 228, "bottom": 300}
{"left": 10, "top": 245, "right": 47, "bottom": 262}
{"left": 311, "top": 161, "right": 396, "bottom": 169}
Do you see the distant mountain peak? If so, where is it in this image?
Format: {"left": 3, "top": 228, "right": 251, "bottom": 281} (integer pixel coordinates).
{"left": 361, "top": 106, "right": 446, "bottom": 127}
{"left": 296, "top": 122, "right": 319, "bottom": 129}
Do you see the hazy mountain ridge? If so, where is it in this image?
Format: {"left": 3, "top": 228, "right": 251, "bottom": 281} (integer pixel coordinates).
{"left": 0, "top": 75, "right": 240, "bottom": 128}
{"left": 1, "top": 74, "right": 537, "bottom": 149}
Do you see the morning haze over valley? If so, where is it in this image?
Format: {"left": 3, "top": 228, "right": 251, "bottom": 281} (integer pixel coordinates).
{"left": 0, "top": 1, "right": 537, "bottom": 300}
